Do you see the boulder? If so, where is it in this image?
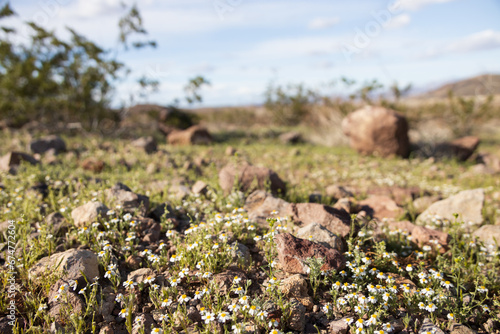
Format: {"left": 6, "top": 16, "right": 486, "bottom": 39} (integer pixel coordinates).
{"left": 417, "top": 189, "right": 484, "bottom": 226}
{"left": 358, "top": 195, "right": 405, "bottom": 221}
{"left": 296, "top": 222, "right": 345, "bottom": 252}
{"left": 0, "top": 151, "right": 39, "bottom": 173}
{"left": 341, "top": 106, "right": 410, "bottom": 158}
{"left": 71, "top": 201, "right": 109, "bottom": 227}
{"left": 286, "top": 203, "right": 353, "bottom": 238}
{"left": 131, "top": 136, "right": 157, "bottom": 154}
{"left": 412, "top": 196, "right": 441, "bottom": 215}
{"left": 167, "top": 125, "right": 212, "bottom": 145}
{"left": 219, "top": 163, "right": 286, "bottom": 195}
{"left": 30, "top": 135, "right": 66, "bottom": 155}
{"left": 105, "top": 183, "right": 149, "bottom": 216}
{"left": 274, "top": 233, "right": 345, "bottom": 275}
{"left": 244, "top": 191, "right": 291, "bottom": 226}
{"left": 29, "top": 249, "right": 99, "bottom": 284}
{"left": 472, "top": 225, "right": 500, "bottom": 247}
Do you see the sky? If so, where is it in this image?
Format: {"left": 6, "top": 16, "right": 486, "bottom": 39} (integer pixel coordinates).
{"left": 6, "top": 0, "right": 500, "bottom": 107}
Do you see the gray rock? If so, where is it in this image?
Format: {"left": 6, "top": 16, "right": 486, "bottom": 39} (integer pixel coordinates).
{"left": 48, "top": 280, "right": 85, "bottom": 320}
{"left": 45, "top": 212, "right": 69, "bottom": 236}
{"left": 450, "top": 323, "right": 477, "bottom": 334}
{"left": 131, "top": 136, "right": 157, "bottom": 154}
{"left": 417, "top": 189, "right": 484, "bottom": 227}
{"left": 329, "top": 318, "right": 349, "bottom": 334}
{"left": 419, "top": 318, "right": 445, "bottom": 334}
{"left": 244, "top": 190, "right": 290, "bottom": 227}
{"left": 230, "top": 242, "right": 252, "bottom": 267}
{"left": 288, "top": 299, "right": 306, "bottom": 332}
{"left": 30, "top": 135, "right": 66, "bottom": 155}
{"left": 127, "top": 268, "right": 155, "bottom": 284}
{"left": 29, "top": 249, "right": 99, "bottom": 284}
{"left": 412, "top": 196, "right": 440, "bottom": 215}
{"left": 106, "top": 184, "right": 149, "bottom": 216}
{"left": 71, "top": 201, "right": 109, "bottom": 228}
{"left": 296, "top": 222, "right": 345, "bottom": 252}
{"left": 132, "top": 313, "right": 156, "bottom": 334}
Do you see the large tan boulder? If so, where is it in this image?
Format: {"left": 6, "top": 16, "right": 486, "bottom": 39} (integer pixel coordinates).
{"left": 342, "top": 106, "right": 410, "bottom": 157}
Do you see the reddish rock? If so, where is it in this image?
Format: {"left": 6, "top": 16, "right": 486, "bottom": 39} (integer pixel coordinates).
{"left": 212, "top": 269, "right": 248, "bottom": 294}
{"left": 477, "top": 153, "right": 500, "bottom": 173}
{"left": 105, "top": 183, "right": 149, "bottom": 216}
{"left": 358, "top": 195, "right": 405, "bottom": 221}
{"left": 341, "top": 106, "right": 410, "bottom": 158}
{"left": 274, "top": 233, "right": 345, "bottom": 275}
{"left": 436, "top": 136, "right": 480, "bottom": 161}
{"left": 384, "top": 221, "right": 450, "bottom": 249}
{"left": 366, "top": 186, "right": 422, "bottom": 206}
{"left": 219, "top": 162, "right": 286, "bottom": 195}
{"left": 285, "top": 203, "right": 353, "bottom": 238}
{"left": 81, "top": 158, "right": 105, "bottom": 173}
{"left": 167, "top": 125, "right": 212, "bottom": 145}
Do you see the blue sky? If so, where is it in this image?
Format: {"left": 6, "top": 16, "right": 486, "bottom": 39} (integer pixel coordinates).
{"left": 8, "top": 0, "right": 500, "bottom": 107}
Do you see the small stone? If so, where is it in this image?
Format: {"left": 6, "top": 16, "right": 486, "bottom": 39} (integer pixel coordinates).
{"left": 191, "top": 180, "right": 208, "bottom": 195}
{"left": 329, "top": 318, "right": 349, "bottom": 334}
{"left": 230, "top": 242, "right": 252, "bottom": 267}
{"left": 358, "top": 195, "right": 405, "bottom": 221}
{"left": 417, "top": 188, "right": 484, "bottom": 227}
{"left": 274, "top": 233, "right": 345, "bottom": 275}
{"left": 325, "top": 185, "right": 354, "bottom": 200}
{"left": 450, "top": 323, "right": 477, "bottom": 334}
{"left": 29, "top": 249, "right": 99, "bottom": 285}
{"left": 472, "top": 225, "right": 500, "bottom": 247}
{"left": 167, "top": 125, "right": 212, "bottom": 145}
{"left": 288, "top": 299, "right": 306, "bottom": 332}
{"left": 131, "top": 136, "right": 157, "bottom": 154}
{"left": 219, "top": 162, "right": 287, "bottom": 196}
{"left": 419, "top": 318, "right": 445, "bottom": 334}
{"left": 244, "top": 191, "right": 291, "bottom": 227}
{"left": 131, "top": 313, "right": 156, "bottom": 334}
{"left": 81, "top": 158, "right": 106, "bottom": 173}
{"left": 127, "top": 268, "right": 155, "bottom": 284}
{"left": 280, "top": 274, "right": 314, "bottom": 310}
{"left": 296, "top": 222, "right": 345, "bottom": 252}
{"left": 71, "top": 201, "right": 109, "bottom": 227}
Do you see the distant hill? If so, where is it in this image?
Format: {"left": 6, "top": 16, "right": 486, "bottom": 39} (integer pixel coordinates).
{"left": 421, "top": 74, "right": 500, "bottom": 98}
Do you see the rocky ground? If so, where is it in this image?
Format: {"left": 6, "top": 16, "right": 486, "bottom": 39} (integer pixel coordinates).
{"left": 0, "top": 122, "right": 500, "bottom": 334}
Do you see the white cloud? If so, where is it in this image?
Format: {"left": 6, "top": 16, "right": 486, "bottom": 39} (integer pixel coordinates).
{"left": 308, "top": 17, "right": 340, "bottom": 30}
{"left": 383, "top": 14, "right": 411, "bottom": 30}
{"left": 397, "top": 0, "right": 457, "bottom": 11}
{"left": 240, "top": 36, "right": 340, "bottom": 60}
{"left": 421, "top": 30, "right": 500, "bottom": 58}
